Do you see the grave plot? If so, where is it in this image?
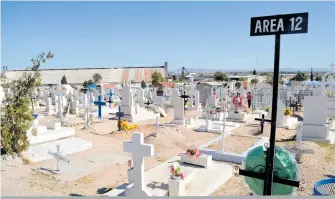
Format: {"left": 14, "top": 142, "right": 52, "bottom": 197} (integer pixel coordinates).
{"left": 105, "top": 132, "right": 233, "bottom": 196}
{"left": 206, "top": 135, "right": 261, "bottom": 154}
{"left": 200, "top": 134, "right": 268, "bottom": 164}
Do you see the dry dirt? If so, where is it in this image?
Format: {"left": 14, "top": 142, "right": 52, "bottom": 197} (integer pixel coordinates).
{"left": 207, "top": 135, "right": 261, "bottom": 154}
{"left": 212, "top": 111, "right": 335, "bottom": 196}
{"left": 1, "top": 111, "right": 334, "bottom": 196}
{"left": 1, "top": 109, "right": 217, "bottom": 196}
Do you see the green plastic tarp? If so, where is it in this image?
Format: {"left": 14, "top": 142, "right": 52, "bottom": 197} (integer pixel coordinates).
{"left": 243, "top": 145, "right": 299, "bottom": 195}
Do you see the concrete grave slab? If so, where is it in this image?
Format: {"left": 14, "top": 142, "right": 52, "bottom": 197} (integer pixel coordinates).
{"left": 104, "top": 155, "right": 233, "bottom": 196}
{"left": 24, "top": 137, "right": 92, "bottom": 163}
{"left": 32, "top": 150, "right": 129, "bottom": 181}
{"left": 27, "top": 127, "right": 75, "bottom": 145}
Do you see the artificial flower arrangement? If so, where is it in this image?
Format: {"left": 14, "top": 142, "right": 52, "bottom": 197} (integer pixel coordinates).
{"left": 170, "top": 162, "right": 184, "bottom": 180}
{"left": 284, "top": 108, "right": 292, "bottom": 116}
{"left": 186, "top": 146, "right": 201, "bottom": 159}
{"left": 120, "top": 120, "right": 138, "bottom": 131}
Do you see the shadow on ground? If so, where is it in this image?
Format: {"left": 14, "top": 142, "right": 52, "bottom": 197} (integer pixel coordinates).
{"left": 69, "top": 193, "right": 84, "bottom": 196}
{"left": 97, "top": 187, "right": 113, "bottom": 194}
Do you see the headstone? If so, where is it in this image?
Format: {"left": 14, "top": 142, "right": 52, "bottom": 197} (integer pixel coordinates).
{"left": 171, "top": 97, "right": 185, "bottom": 125}
{"left": 123, "top": 133, "right": 154, "bottom": 196}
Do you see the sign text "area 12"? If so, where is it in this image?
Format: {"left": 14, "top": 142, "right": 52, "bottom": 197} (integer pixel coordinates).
{"left": 250, "top": 12, "right": 308, "bottom": 36}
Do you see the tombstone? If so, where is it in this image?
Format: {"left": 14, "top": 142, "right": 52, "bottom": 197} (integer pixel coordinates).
{"left": 295, "top": 122, "right": 303, "bottom": 162}
{"left": 302, "top": 96, "right": 334, "bottom": 144}
{"left": 123, "top": 132, "right": 154, "bottom": 196}
{"left": 45, "top": 97, "right": 54, "bottom": 115}
{"left": 154, "top": 96, "right": 166, "bottom": 107}
{"left": 171, "top": 97, "right": 185, "bottom": 125}
{"left": 70, "top": 96, "right": 80, "bottom": 115}
{"left": 137, "top": 88, "right": 145, "bottom": 107}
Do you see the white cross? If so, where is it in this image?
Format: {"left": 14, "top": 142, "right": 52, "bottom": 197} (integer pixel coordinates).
{"left": 123, "top": 132, "right": 154, "bottom": 196}
{"left": 47, "top": 144, "right": 69, "bottom": 171}
{"left": 80, "top": 94, "right": 94, "bottom": 129}
{"left": 220, "top": 108, "right": 227, "bottom": 153}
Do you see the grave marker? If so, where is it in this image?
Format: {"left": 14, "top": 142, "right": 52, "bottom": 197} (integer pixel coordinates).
{"left": 47, "top": 145, "right": 70, "bottom": 172}
{"left": 94, "top": 95, "right": 106, "bottom": 119}
{"left": 237, "top": 12, "right": 308, "bottom": 195}
{"left": 116, "top": 106, "right": 125, "bottom": 131}
{"left": 123, "top": 133, "right": 154, "bottom": 196}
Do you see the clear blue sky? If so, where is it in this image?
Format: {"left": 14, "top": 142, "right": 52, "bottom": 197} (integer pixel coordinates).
{"left": 2, "top": 1, "right": 335, "bottom": 71}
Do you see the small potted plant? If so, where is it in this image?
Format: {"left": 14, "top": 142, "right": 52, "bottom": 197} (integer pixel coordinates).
{"left": 186, "top": 146, "right": 201, "bottom": 159}
{"left": 169, "top": 162, "right": 184, "bottom": 180}
{"left": 264, "top": 106, "right": 269, "bottom": 112}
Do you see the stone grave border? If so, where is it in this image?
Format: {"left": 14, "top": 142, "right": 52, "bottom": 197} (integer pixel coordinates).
{"left": 199, "top": 134, "right": 269, "bottom": 164}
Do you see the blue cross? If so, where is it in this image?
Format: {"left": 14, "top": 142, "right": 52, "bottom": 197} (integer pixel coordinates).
{"left": 94, "top": 95, "right": 106, "bottom": 119}
{"left": 116, "top": 106, "right": 124, "bottom": 131}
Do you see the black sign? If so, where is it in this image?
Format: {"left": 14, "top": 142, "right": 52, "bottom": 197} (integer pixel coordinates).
{"left": 250, "top": 12, "right": 308, "bottom": 36}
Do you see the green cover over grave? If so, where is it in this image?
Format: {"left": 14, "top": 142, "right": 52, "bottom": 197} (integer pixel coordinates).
{"left": 243, "top": 145, "right": 299, "bottom": 195}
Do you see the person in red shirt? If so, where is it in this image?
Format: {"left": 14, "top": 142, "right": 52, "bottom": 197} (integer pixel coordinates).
{"left": 247, "top": 92, "right": 253, "bottom": 108}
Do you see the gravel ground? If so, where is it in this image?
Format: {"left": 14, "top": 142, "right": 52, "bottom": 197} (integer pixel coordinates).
{"left": 211, "top": 112, "right": 335, "bottom": 196}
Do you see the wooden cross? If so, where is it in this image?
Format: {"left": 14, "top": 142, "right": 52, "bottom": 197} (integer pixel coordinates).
{"left": 93, "top": 95, "right": 106, "bottom": 119}
{"left": 255, "top": 114, "right": 271, "bottom": 135}
{"left": 144, "top": 99, "right": 153, "bottom": 107}
{"left": 47, "top": 145, "right": 69, "bottom": 172}
{"left": 116, "top": 106, "right": 124, "bottom": 131}
{"left": 179, "top": 90, "right": 190, "bottom": 112}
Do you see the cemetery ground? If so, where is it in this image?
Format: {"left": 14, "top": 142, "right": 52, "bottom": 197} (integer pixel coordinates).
{"left": 1, "top": 110, "right": 334, "bottom": 196}
{"left": 1, "top": 110, "right": 217, "bottom": 196}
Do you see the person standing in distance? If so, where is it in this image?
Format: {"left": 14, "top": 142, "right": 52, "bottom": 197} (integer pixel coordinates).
{"left": 247, "top": 91, "right": 253, "bottom": 108}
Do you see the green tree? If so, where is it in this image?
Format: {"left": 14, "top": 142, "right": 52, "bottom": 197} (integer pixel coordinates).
{"left": 260, "top": 72, "right": 272, "bottom": 76}
{"left": 151, "top": 71, "right": 164, "bottom": 87}
{"left": 92, "top": 73, "right": 102, "bottom": 83}
{"left": 61, "top": 75, "right": 67, "bottom": 84}
{"left": 240, "top": 77, "right": 248, "bottom": 81}
{"left": 251, "top": 78, "right": 259, "bottom": 85}
{"left": 214, "top": 72, "right": 228, "bottom": 82}
{"left": 315, "top": 76, "right": 322, "bottom": 81}
{"left": 141, "top": 80, "right": 146, "bottom": 89}
{"left": 83, "top": 79, "right": 94, "bottom": 88}
{"left": 1, "top": 52, "right": 54, "bottom": 156}
{"left": 252, "top": 69, "right": 257, "bottom": 75}
{"left": 235, "top": 82, "right": 241, "bottom": 88}
{"left": 290, "top": 71, "right": 307, "bottom": 81}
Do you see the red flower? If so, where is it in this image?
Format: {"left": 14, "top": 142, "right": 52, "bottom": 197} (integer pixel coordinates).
{"left": 170, "top": 165, "right": 175, "bottom": 174}
{"left": 179, "top": 172, "right": 184, "bottom": 179}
